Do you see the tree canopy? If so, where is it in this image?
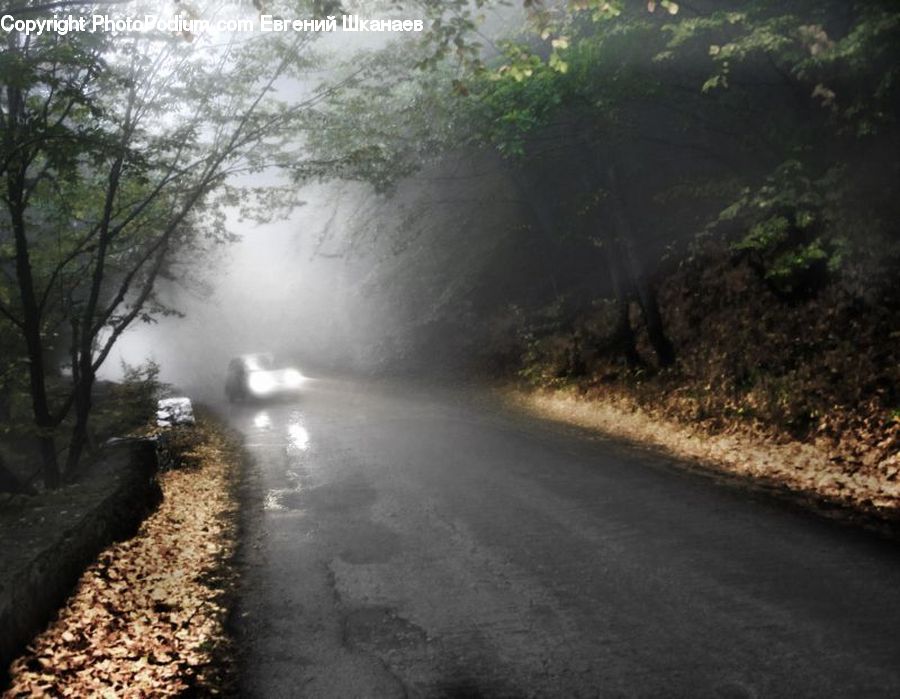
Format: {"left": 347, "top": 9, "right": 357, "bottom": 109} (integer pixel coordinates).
{"left": 2, "top": 0, "right": 898, "bottom": 488}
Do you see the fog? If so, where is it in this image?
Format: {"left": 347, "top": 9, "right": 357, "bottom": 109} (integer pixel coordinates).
{"left": 98, "top": 182, "right": 379, "bottom": 400}
{"left": 95, "top": 25, "right": 500, "bottom": 399}
{"left": 89, "top": 0, "right": 873, "bottom": 402}
{"left": 90, "top": 2, "right": 539, "bottom": 400}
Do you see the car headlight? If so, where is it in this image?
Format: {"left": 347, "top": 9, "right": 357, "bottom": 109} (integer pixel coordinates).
{"left": 248, "top": 372, "right": 276, "bottom": 395}
{"left": 284, "top": 369, "right": 305, "bottom": 388}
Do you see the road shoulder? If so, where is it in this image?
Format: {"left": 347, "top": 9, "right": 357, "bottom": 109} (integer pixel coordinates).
{"left": 504, "top": 385, "right": 900, "bottom": 537}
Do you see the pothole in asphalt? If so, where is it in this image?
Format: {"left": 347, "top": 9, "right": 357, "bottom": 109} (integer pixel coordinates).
{"left": 342, "top": 610, "right": 523, "bottom": 699}
{"left": 343, "top": 607, "right": 429, "bottom": 654}
{"left": 305, "top": 474, "right": 378, "bottom": 513}
{"left": 337, "top": 522, "right": 402, "bottom": 563}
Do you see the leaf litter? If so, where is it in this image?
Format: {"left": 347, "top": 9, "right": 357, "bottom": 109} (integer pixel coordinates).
{"left": 4, "top": 418, "right": 242, "bottom": 697}
{"left": 509, "top": 386, "right": 900, "bottom": 520}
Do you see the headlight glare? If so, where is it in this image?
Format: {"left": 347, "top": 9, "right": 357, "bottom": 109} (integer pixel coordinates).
{"left": 284, "top": 369, "right": 305, "bottom": 388}
{"left": 248, "top": 372, "right": 276, "bottom": 395}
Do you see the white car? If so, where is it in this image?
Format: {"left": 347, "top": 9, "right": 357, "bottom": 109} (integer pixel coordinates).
{"left": 225, "top": 353, "right": 306, "bottom": 402}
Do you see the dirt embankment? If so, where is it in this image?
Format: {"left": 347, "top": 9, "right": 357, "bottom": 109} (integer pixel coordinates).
{"left": 505, "top": 245, "right": 900, "bottom": 525}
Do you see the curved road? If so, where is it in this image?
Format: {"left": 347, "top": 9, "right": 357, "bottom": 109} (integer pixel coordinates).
{"left": 227, "top": 377, "right": 900, "bottom": 698}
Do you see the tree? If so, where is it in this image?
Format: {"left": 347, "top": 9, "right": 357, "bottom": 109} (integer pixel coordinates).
{"left": 1, "top": 0, "right": 328, "bottom": 487}
{"left": 302, "top": 0, "right": 899, "bottom": 374}
{"left": 303, "top": 2, "right": 685, "bottom": 366}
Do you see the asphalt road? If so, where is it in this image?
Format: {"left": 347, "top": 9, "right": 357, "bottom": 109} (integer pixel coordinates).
{"left": 226, "top": 377, "right": 900, "bottom": 698}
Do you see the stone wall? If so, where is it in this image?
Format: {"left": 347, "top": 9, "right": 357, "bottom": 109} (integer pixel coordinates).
{"left": 0, "top": 441, "right": 161, "bottom": 684}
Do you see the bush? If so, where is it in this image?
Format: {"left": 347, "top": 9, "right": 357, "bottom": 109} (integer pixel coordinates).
{"left": 92, "top": 361, "right": 169, "bottom": 441}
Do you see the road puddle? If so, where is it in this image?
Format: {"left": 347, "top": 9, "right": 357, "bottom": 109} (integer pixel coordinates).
{"left": 250, "top": 409, "right": 312, "bottom": 510}
{"left": 287, "top": 419, "right": 310, "bottom": 451}
{"left": 254, "top": 411, "right": 272, "bottom": 430}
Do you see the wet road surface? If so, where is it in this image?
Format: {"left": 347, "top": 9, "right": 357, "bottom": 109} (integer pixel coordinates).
{"left": 227, "top": 378, "right": 900, "bottom": 698}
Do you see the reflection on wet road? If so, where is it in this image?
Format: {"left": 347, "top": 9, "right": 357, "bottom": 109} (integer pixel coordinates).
{"left": 240, "top": 406, "right": 312, "bottom": 512}
{"left": 226, "top": 378, "right": 900, "bottom": 698}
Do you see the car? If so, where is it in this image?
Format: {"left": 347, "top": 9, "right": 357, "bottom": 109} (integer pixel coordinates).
{"left": 225, "top": 353, "right": 307, "bottom": 402}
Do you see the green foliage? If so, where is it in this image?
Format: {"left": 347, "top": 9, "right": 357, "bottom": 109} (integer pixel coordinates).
{"left": 733, "top": 214, "right": 838, "bottom": 296}
{"left": 708, "top": 146, "right": 900, "bottom": 302}
{"left": 93, "top": 361, "right": 169, "bottom": 440}
{"left": 509, "top": 298, "right": 590, "bottom": 386}
{"left": 304, "top": 0, "right": 900, "bottom": 383}
{"left": 475, "top": 61, "right": 565, "bottom": 157}
{"left": 660, "top": 2, "right": 900, "bottom": 134}
{"left": 715, "top": 161, "right": 854, "bottom": 297}
{"left": 0, "top": 0, "right": 337, "bottom": 482}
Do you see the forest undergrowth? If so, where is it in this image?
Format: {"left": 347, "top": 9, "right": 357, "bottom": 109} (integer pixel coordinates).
{"left": 509, "top": 242, "right": 900, "bottom": 517}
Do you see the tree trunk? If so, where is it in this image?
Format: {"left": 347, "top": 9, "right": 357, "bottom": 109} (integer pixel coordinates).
{"left": 64, "top": 324, "right": 96, "bottom": 480}
{"left": 0, "top": 379, "right": 11, "bottom": 423}
{"left": 605, "top": 163, "right": 676, "bottom": 368}
{"left": 602, "top": 243, "right": 644, "bottom": 368}
{"left": 8, "top": 181, "right": 60, "bottom": 488}
{"left": 577, "top": 160, "right": 645, "bottom": 369}
{"left": 64, "top": 380, "right": 92, "bottom": 479}
{"left": 635, "top": 279, "right": 675, "bottom": 368}
{"left": 614, "top": 295, "right": 643, "bottom": 369}
{"left": 5, "top": 74, "right": 61, "bottom": 488}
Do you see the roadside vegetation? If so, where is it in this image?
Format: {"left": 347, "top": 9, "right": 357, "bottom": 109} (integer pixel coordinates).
{"left": 506, "top": 232, "right": 899, "bottom": 515}
{"left": 488, "top": 1, "right": 900, "bottom": 514}
{"left": 0, "top": 0, "right": 320, "bottom": 490}
{"left": 0, "top": 362, "right": 163, "bottom": 497}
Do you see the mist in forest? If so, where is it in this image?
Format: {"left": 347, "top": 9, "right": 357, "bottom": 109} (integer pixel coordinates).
{"left": 98, "top": 183, "right": 372, "bottom": 398}
{"left": 8, "top": 0, "right": 898, "bottom": 452}
{"left": 101, "top": 149, "right": 557, "bottom": 398}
